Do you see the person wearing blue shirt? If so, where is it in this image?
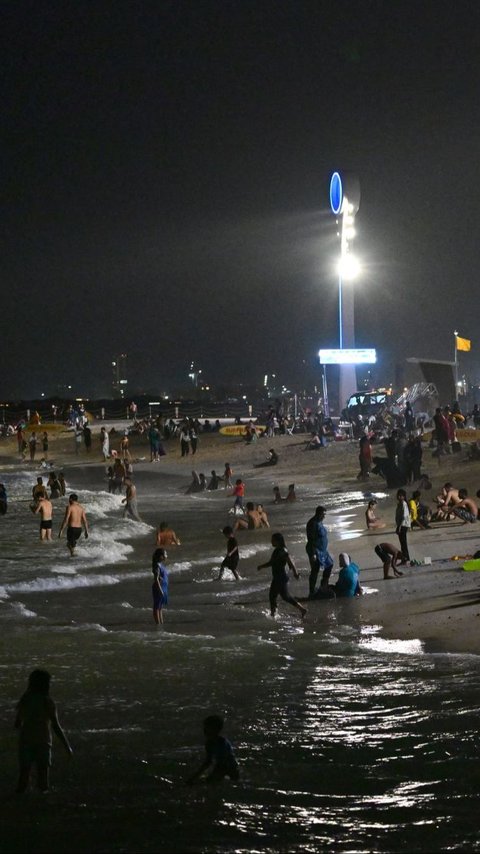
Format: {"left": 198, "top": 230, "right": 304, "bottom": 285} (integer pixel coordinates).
{"left": 305, "top": 506, "right": 334, "bottom": 597}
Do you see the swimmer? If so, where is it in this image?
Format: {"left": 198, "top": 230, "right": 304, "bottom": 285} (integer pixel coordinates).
{"left": 34, "top": 496, "right": 53, "bottom": 541}
{"left": 156, "top": 521, "right": 181, "bottom": 546}
{"left": 58, "top": 494, "right": 89, "bottom": 556}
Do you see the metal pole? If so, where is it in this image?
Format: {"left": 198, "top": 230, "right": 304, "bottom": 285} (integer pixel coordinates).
{"left": 453, "top": 330, "right": 458, "bottom": 393}
{"left": 338, "top": 272, "right": 343, "bottom": 349}
{"left": 322, "top": 366, "right": 330, "bottom": 417}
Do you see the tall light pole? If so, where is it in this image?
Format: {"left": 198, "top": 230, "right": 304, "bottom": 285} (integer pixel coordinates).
{"left": 329, "top": 171, "right": 361, "bottom": 409}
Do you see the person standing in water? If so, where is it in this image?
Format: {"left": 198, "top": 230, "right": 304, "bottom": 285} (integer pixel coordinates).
{"left": 0, "top": 483, "right": 7, "bottom": 515}
{"left": 14, "top": 669, "right": 73, "bottom": 793}
{"left": 122, "top": 478, "right": 142, "bottom": 521}
{"left": 258, "top": 532, "right": 307, "bottom": 620}
{"left": 34, "top": 495, "right": 53, "bottom": 541}
{"left": 151, "top": 547, "right": 169, "bottom": 624}
{"left": 218, "top": 527, "right": 240, "bottom": 580}
{"left": 58, "top": 494, "right": 89, "bottom": 556}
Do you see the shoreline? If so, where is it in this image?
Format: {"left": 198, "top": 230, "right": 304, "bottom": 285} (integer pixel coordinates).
{"left": 2, "top": 426, "right": 480, "bottom": 655}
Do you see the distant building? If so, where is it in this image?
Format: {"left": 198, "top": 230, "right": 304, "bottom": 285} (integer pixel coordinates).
{"left": 112, "top": 353, "right": 128, "bottom": 398}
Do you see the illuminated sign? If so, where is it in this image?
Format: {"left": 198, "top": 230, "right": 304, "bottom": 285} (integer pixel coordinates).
{"left": 329, "top": 171, "right": 343, "bottom": 215}
{"left": 319, "top": 348, "right": 377, "bottom": 365}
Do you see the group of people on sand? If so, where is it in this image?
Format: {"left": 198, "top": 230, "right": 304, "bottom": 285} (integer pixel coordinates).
{"left": 365, "top": 478, "right": 480, "bottom": 567}
{"left": 185, "top": 463, "right": 233, "bottom": 494}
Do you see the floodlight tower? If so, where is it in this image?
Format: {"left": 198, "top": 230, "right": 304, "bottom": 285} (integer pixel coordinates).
{"left": 329, "top": 171, "right": 361, "bottom": 409}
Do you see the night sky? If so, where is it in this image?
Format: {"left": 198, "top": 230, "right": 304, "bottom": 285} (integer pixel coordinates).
{"left": 2, "top": 0, "right": 480, "bottom": 398}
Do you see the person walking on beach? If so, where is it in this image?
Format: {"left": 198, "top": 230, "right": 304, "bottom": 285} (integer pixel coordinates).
{"left": 34, "top": 495, "right": 53, "bottom": 541}
{"left": 223, "top": 463, "right": 233, "bottom": 488}
{"left": 305, "top": 506, "right": 334, "bottom": 597}
{"left": 152, "top": 547, "right": 169, "bottom": 624}
{"left": 15, "top": 669, "right": 73, "bottom": 793}
{"left": 122, "top": 478, "right": 142, "bottom": 522}
{"left": 58, "top": 494, "right": 89, "bottom": 556}
{"left": 100, "top": 426, "right": 110, "bottom": 461}
{"left": 395, "top": 489, "right": 411, "bottom": 562}
{"left": 186, "top": 715, "right": 239, "bottom": 784}
{"left": 218, "top": 526, "right": 240, "bottom": 580}
{"left": 258, "top": 532, "right": 307, "bottom": 620}
{"left": 180, "top": 425, "right": 191, "bottom": 457}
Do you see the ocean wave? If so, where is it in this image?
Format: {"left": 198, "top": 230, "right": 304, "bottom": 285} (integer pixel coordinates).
{"left": 5, "top": 573, "right": 122, "bottom": 594}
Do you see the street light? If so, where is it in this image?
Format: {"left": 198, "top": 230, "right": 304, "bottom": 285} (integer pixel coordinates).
{"left": 329, "top": 171, "right": 361, "bottom": 405}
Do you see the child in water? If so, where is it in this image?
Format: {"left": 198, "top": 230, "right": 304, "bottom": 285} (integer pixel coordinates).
{"left": 223, "top": 463, "right": 233, "bottom": 488}
{"left": 218, "top": 526, "right": 240, "bottom": 581}
{"left": 186, "top": 715, "right": 239, "bottom": 784}
{"left": 14, "top": 669, "right": 73, "bottom": 793}
{"left": 152, "top": 547, "right": 169, "bottom": 624}
{"left": 231, "top": 478, "right": 245, "bottom": 513}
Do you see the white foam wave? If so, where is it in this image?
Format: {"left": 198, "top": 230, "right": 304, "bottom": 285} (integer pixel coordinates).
{"left": 5, "top": 574, "right": 121, "bottom": 594}
{"left": 169, "top": 561, "right": 193, "bottom": 573}
{"left": 11, "top": 601, "right": 37, "bottom": 618}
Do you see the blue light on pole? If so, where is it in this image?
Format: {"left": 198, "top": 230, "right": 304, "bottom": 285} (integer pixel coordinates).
{"left": 329, "top": 172, "right": 343, "bottom": 216}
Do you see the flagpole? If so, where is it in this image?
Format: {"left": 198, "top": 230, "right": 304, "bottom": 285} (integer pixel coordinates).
{"left": 453, "top": 330, "right": 458, "bottom": 393}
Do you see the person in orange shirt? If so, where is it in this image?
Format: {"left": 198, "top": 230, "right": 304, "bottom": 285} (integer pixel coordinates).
{"left": 231, "top": 479, "right": 245, "bottom": 513}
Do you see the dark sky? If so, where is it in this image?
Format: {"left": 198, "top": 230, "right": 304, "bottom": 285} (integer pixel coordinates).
{"left": 2, "top": 0, "right": 480, "bottom": 398}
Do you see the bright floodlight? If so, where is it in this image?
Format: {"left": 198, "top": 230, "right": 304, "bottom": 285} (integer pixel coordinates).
{"left": 338, "top": 255, "right": 361, "bottom": 280}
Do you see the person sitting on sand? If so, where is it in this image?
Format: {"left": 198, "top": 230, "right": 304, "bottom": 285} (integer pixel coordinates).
{"left": 374, "top": 542, "right": 405, "bottom": 579}
{"left": 186, "top": 471, "right": 202, "bottom": 494}
{"left": 409, "top": 491, "right": 431, "bottom": 529}
{"left": 306, "top": 432, "right": 323, "bottom": 450}
{"left": 452, "top": 489, "right": 479, "bottom": 524}
{"left": 256, "top": 504, "right": 270, "bottom": 528}
{"left": 365, "top": 499, "right": 385, "bottom": 530}
{"left": 254, "top": 448, "right": 278, "bottom": 468}
{"left": 156, "top": 521, "right": 181, "bottom": 546}
{"left": 334, "top": 553, "right": 362, "bottom": 597}
{"left": 207, "top": 470, "right": 220, "bottom": 490}
{"left": 233, "top": 502, "right": 269, "bottom": 532}
{"left": 433, "top": 482, "right": 460, "bottom": 521}
{"left": 273, "top": 486, "right": 284, "bottom": 504}
{"left": 286, "top": 484, "right": 296, "bottom": 503}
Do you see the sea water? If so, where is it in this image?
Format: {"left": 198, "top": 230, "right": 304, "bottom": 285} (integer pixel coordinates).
{"left": 0, "top": 464, "right": 479, "bottom": 853}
